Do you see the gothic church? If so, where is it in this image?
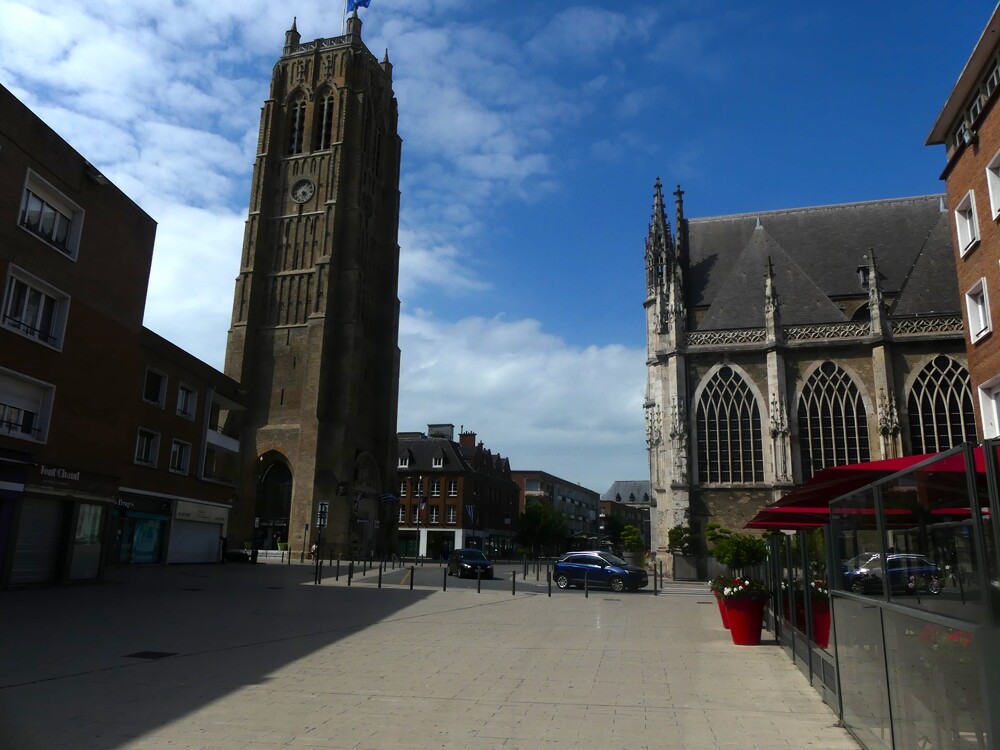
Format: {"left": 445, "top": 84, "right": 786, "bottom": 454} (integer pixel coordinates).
{"left": 644, "top": 180, "right": 974, "bottom": 553}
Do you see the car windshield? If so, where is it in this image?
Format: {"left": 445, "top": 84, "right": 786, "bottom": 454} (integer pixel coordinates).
{"left": 597, "top": 552, "right": 628, "bottom": 566}
{"left": 461, "top": 550, "right": 487, "bottom": 561}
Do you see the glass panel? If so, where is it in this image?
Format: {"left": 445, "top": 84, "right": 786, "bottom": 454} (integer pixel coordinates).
{"left": 832, "top": 487, "right": 883, "bottom": 597}
{"left": 834, "top": 597, "right": 892, "bottom": 750}
{"left": 883, "top": 609, "right": 985, "bottom": 750}
{"left": 880, "top": 451, "right": 984, "bottom": 621}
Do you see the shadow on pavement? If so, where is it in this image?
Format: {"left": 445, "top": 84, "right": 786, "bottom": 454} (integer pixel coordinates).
{"left": 0, "top": 562, "right": 435, "bottom": 749}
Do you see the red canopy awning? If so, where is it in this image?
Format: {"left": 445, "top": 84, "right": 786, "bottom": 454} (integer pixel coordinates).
{"left": 745, "top": 446, "right": 995, "bottom": 531}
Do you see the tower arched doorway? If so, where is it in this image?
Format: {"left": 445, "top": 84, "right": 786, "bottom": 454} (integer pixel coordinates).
{"left": 256, "top": 458, "right": 292, "bottom": 550}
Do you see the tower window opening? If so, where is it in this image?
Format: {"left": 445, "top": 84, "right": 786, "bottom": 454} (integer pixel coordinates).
{"left": 318, "top": 95, "right": 334, "bottom": 150}
{"left": 288, "top": 99, "right": 306, "bottom": 155}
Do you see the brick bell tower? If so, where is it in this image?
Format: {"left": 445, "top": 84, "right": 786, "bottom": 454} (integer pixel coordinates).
{"left": 225, "top": 13, "right": 401, "bottom": 559}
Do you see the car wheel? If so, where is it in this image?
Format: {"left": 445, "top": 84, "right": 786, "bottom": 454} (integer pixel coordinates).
{"left": 609, "top": 576, "right": 625, "bottom": 593}
{"left": 850, "top": 578, "right": 866, "bottom": 595}
{"left": 927, "top": 577, "right": 942, "bottom": 595}
{"left": 555, "top": 573, "right": 570, "bottom": 589}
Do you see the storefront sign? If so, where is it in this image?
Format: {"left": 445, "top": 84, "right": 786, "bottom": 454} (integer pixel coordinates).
{"left": 40, "top": 465, "right": 81, "bottom": 481}
{"left": 175, "top": 500, "right": 228, "bottom": 524}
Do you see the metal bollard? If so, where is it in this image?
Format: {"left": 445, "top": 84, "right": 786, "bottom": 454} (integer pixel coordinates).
{"left": 348, "top": 562, "right": 353, "bottom": 586}
{"left": 410, "top": 566, "right": 415, "bottom": 590}
{"left": 287, "top": 547, "right": 291, "bottom": 565}
{"left": 512, "top": 571, "right": 516, "bottom": 596}
{"left": 585, "top": 571, "right": 589, "bottom": 598}
{"left": 336, "top": 557, "right": 341, "bottom": 581}
{"left": 378, "top": 564, "right": 383, "bottom": 589}
{"left": 523, "top": 559, "right": 528, "bottom": 580}
{"left": 443, "top": 568, "right": 447, "bottom": 591}
{"left": 547, "top": 571, "right": 551, "bottom": 597}
{"left": 281, "top": 549, "right": 285, "bottom": 564}
{"left": 535, "top": 562, "right": 539, "bottom": 582}
{"left": 477, "top": 568, "right": 482, "bottom": 593}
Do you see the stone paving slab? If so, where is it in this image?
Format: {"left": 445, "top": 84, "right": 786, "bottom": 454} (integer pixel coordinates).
{"left": 0, "top": 563, "right": 858, "bottom": 749}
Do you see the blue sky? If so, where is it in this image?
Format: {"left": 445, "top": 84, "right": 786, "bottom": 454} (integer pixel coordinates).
{"left": 0, "top": 1, "right": 991, "bottom": 493}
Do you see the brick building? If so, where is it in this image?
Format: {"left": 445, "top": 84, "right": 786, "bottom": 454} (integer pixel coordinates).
{"left": 0, "top": 84, "right": 243, "bottom": 586}
{"left": 224, "top": 15, "right": 402, "bottom": 560}
{"left": 397, "top": 425, "right": 519, "bottom": 559}
{"left": 927, "top": 4, "right": 1000, "bottom": 439}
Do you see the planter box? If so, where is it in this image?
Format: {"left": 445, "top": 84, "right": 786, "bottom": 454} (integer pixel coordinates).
{"left": 672, "top": 555, "right": 699, "bottom": 581}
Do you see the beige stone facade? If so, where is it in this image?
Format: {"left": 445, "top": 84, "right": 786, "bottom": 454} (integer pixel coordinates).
{"left": 644, "top": 181, "right": 973, "bottom": 571}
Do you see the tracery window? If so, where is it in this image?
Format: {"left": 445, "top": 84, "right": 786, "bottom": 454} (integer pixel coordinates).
{"left": 907, "top": 356, "right": 976, "bottom": 455}
{"left": 288, "top": 98, "right": 306, "bottom": 155}
{"left": 696, "top": 366, "right": 764, "bottom": 483}
{"left": 316, "top": 93, "right": 334, "bottom": 150}
{"left": 798, "top": 361, "right": 870, "bottom": 480}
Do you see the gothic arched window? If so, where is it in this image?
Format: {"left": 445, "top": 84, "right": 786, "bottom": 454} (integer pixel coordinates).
{"left": 798, "top": 361, "right": 870, "bottom": 480}
{"left": 288, "top": 98, "right": 306, "bottom": 155}
{"left": 696, "top": 366, "right": 764, "bottom": 483}
{"left": 907, "top": 356, "right": 976, "bottom": 455}
{"left": 315, "top": 92, "right": 334, "bottom": 150}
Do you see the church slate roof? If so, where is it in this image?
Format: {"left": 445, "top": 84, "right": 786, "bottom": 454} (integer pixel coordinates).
{"left": 686, "top": 195, "right": 955, "bottom": 329}
{"left": 601, "top": 480, "right": 653, "bottom": 504}
{"left": 890, "top": 211, "right": 960, "bottom": 317}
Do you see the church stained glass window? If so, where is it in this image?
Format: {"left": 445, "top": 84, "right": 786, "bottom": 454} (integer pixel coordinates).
{"left": 798, "top": 361, "right": 870, "bottom": 480}
{"left": 696, "top": 366, "right": 764, "bottom": 483}
{"left": 907, "top": 356, "right": 975, "bottom": 455}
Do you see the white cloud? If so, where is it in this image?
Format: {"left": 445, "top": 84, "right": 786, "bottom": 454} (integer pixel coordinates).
{"left": 0, "top": 0, "right": 654, "bottom": 491}
{"left": 398, "top": 312, "right": 647, "bottom": 491}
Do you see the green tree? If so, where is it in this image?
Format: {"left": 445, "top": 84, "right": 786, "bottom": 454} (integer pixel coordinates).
{"left": 667, "top": 525, "right": 699, "bottom": 556}
{"left": 516, "top": 502, "right": 567, "bottom": 557}
{"left": 621, "top": 524, "right": 645, "bottom": 554}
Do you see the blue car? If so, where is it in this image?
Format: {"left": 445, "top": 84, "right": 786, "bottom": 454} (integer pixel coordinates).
{"left": 553, "top": 551, "right": 648, "bottom": 592}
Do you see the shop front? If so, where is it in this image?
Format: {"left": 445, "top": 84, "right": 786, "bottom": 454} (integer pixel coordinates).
{"left": 749, "top": 443, "right": 1000, "bottom": 750}
{"left": 4, "top": 464, "right": 117, "bottom": 586}
{"left": 112, "top": 494, "right": 172, "bottom": 565}
{"left": 167, "top": 499, "right": 228, "bottom": 564}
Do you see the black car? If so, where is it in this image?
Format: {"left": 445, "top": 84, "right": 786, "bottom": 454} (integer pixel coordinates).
{"left": 447, "top": 548, "right": 494, "bottom": 579}
{"left": 552, "top": 551, "right": 648, "bottom": 592}
{"left": 842, "top": 552, "right": 943, "bottom": 595}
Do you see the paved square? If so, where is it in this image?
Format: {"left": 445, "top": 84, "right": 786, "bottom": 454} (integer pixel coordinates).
{"left": 0, "top": 563, "right": 857, "bottom": 749}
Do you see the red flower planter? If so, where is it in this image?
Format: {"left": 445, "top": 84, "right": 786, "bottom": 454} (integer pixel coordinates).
{"left": 725, "top": 597, "right": 767, "bottom": 645}
{"left": 811, "top": 599, "right": 831, "bottom": 649}
{"left": 714, "top": 591, "right": 730, "bottom": 629}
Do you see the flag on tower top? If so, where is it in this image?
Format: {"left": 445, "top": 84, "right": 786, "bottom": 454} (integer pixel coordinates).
{"left": 348, "top": 0, "right": 372, "bottom": 10}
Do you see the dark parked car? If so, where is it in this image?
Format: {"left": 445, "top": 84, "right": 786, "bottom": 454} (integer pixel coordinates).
{"left": 553, "top": 551, "right": 648, "bottom": 592}
{"left": 447, "top": 548, "right": 494, "bottom": 579}
{"left": 842, "top": 552, "right": 943, "bottom": 595}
